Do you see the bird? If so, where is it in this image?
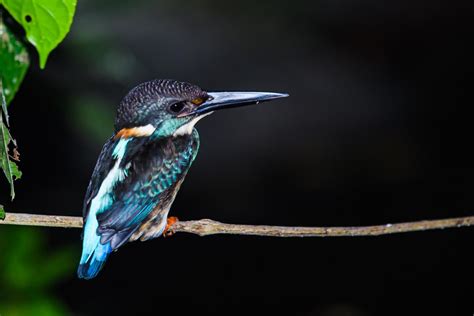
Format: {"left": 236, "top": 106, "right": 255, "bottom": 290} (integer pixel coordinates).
{"left": 77, "top": 79, "right": 288, "bottom": 279}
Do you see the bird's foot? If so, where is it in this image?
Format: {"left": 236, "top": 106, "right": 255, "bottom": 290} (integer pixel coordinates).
{"left": 163, "top": 216, "right": 179, "bottom": 237}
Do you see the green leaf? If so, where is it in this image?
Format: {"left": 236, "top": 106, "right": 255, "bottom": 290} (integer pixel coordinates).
{"left": 0, "top": 76, "right": 21, "bottom": 199}
{"left": 10, "top": 157, "right": 22, "bottom": 179}
{"left": 0, "top": 13, "right": 29, "bottom": 106}
{"left": 2, "top": 0, "right": 77, "bottom": 68}
{"left": 0, "top": 16, "right": 24, "bottom": 199}
{"left": 0, "top": 204, "right": 5, "bottom": 219}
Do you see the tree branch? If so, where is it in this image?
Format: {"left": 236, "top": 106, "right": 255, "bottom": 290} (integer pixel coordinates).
{"left": 1, "top": 212, "right": 473, "bottom": 237}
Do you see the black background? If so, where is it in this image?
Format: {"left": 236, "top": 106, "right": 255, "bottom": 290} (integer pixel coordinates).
{"left": 2, "top": 0, "right": 474, "bottom": 315}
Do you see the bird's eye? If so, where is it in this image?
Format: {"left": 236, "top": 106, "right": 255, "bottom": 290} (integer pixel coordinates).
{"left": 169, "top": 102, "right": 186, "bottom": 114}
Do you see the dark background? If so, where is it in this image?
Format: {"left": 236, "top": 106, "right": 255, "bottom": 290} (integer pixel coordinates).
{"left": 1, "top": 0, "right": 474, "bottom": 315}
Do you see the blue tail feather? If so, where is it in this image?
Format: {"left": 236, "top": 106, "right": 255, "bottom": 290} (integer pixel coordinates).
{"left": 77, "top": 241, "right": 112, "bottom": 279}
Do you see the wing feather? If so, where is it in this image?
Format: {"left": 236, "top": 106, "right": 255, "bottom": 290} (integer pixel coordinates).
{"left": 83, "top": 131, "right": 199, "bottom": 252}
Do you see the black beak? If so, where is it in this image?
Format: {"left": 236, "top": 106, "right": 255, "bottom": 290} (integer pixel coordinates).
{"left": 185, "top": 91, "right": 289, "bottom": 116}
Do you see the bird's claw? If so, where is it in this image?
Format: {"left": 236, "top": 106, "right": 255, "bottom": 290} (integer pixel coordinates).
{"left": 163, "top": 216, "right": 179, "bottom": 237}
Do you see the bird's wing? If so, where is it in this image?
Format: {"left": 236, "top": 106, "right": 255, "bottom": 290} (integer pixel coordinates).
{"left": 83, "top": 132, "right": 199, "bottom": 251}
{"left": 83, "top": 137, "right": 116, "bottom": 219}
{"left": 82, "top": 135, "right": 149, "bottom": 219}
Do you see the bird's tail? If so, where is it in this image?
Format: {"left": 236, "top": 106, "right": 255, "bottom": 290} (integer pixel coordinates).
{"left": 77, "top": 237, "right": 113, "bottom": 280}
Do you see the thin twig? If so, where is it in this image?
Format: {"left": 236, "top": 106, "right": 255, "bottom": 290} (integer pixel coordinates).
{"left": 1, "top": 212, "right": 473, "bottom": 237}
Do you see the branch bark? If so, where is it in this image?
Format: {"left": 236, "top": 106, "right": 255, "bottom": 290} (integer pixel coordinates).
{"left": 1, "top": 212, "right": 473, "bottom": 237}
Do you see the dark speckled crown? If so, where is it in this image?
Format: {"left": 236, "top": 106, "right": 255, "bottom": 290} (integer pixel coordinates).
{"left": 115, "top": 79, "right": 207, "bottom": 130}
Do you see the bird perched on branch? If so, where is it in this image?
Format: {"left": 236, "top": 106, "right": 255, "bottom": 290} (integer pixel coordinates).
{"left": 77, "top": 79, "right": 288, "bottom": 279}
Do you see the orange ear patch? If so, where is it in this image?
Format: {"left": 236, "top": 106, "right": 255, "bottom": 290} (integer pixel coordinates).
{"left": 114, "top": 124, "right": 156, "bottom": 139}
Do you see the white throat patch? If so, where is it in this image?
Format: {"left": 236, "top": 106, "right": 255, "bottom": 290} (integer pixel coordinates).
{"left": 173, "top": 112, "right": 213, "bottom": 137}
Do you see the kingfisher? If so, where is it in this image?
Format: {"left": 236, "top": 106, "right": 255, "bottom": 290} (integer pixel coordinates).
{"left": 77, "top": 79, "right": 288, "bottom": 279}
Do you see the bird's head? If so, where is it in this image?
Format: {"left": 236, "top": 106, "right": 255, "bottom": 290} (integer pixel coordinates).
{"left": 114, "top": 79, "right": 288, "bottom": 138}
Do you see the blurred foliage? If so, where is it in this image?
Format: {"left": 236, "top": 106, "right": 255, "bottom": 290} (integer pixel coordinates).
{"left": 1, "top": 0, "right": 77, "bottom": 68}
{"left": 0, "top": 227, "right": 75, "bottom": 315}
{"left": 68, "top": 95, "right": 114, "bottom": 142}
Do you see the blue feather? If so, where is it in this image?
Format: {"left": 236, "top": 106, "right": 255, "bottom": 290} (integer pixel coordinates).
{"left": 78, "top": 139, "right": 130, "bottom": 279}
{"left": 77, "top": 130, "right": 200, "bottom": 279}
{"left": 77, "top": 241, "right": 112, "bottom": 279}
